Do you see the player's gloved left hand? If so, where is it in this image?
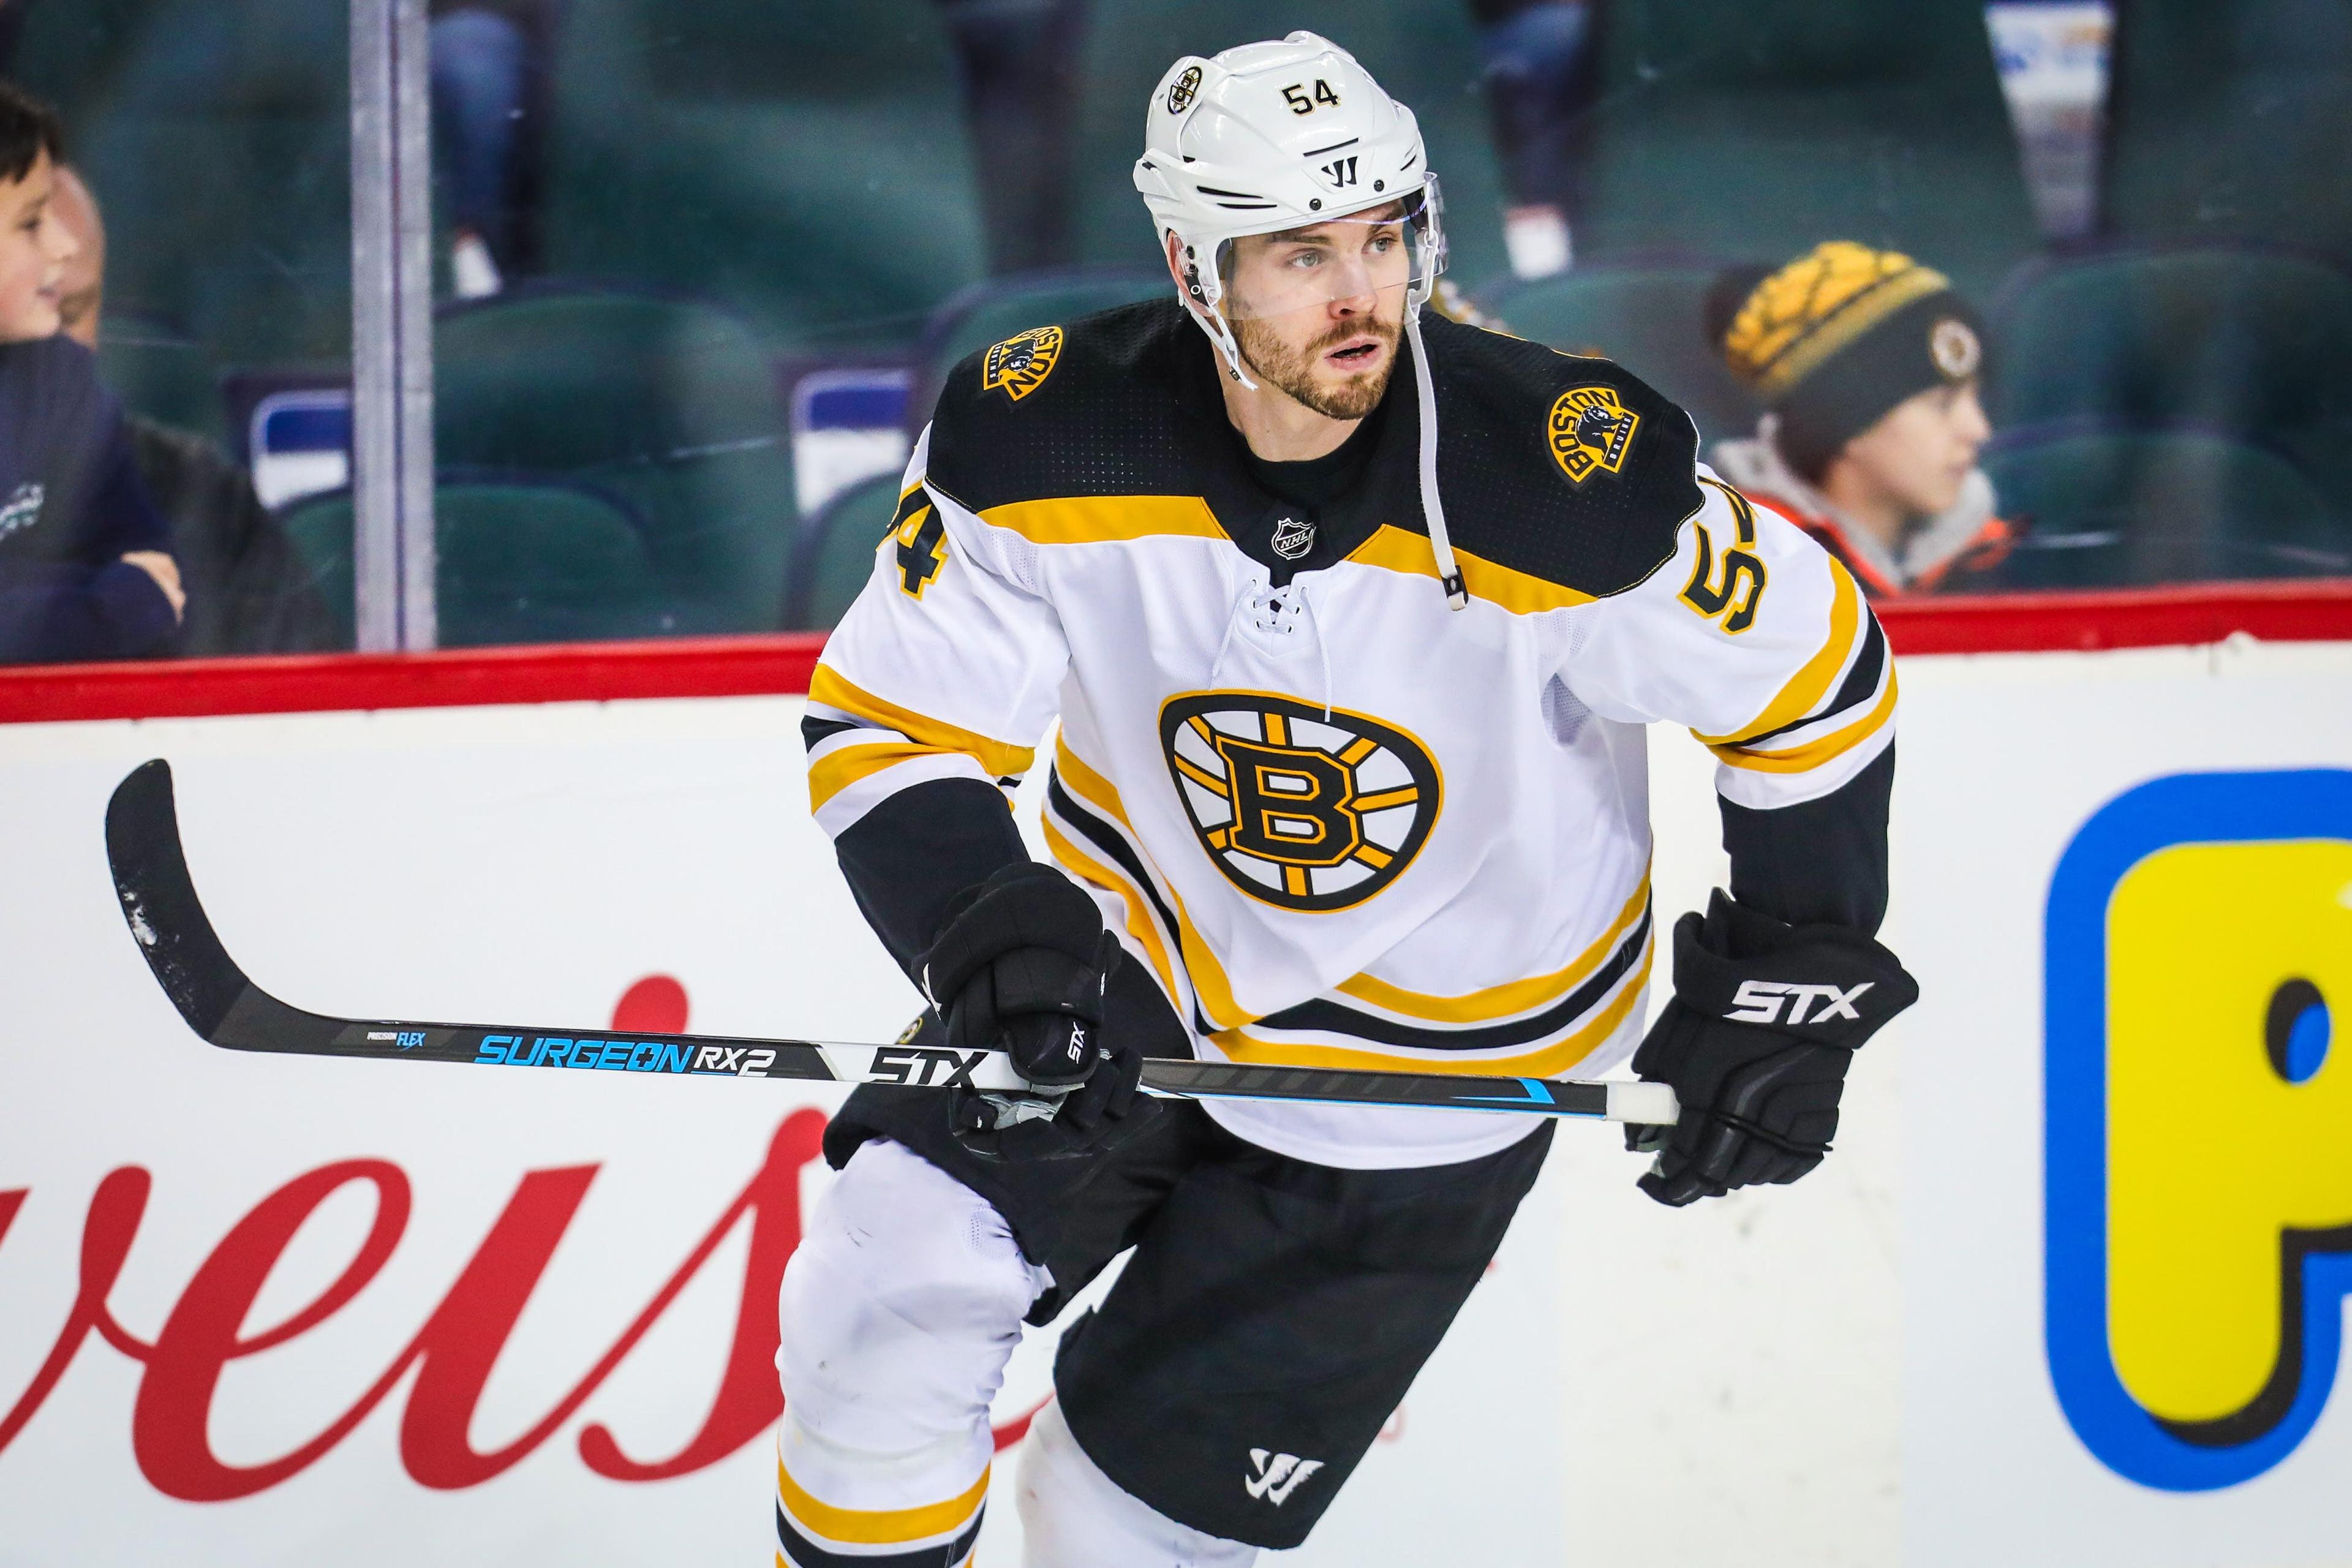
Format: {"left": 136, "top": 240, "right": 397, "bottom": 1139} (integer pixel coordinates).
{"left": 919, "top": 861, "right": 1142, "bottom": 1144}
{"left": 1626, "top": 889, "right": 1917, "bottom": 1207}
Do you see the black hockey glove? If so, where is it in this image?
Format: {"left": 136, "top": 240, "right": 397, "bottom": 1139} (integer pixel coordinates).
{"left": 1626, "top": 889, "right": 1917, "bottom": 1207}
{"left": 918, "top": 861, "right": 1144, "bottom": 1150}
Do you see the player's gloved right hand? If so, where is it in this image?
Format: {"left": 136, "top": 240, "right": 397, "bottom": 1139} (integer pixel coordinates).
{"left": 919, "top": 861, "right": 1143, "bottom": 1150}
{"left": 1626, "top": 889, "right": 1917, "bottom": 1207}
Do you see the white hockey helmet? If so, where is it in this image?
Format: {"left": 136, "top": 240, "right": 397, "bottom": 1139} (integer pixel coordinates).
{"left": 1134, "top": 32, "right": 1447, "bottom": 386}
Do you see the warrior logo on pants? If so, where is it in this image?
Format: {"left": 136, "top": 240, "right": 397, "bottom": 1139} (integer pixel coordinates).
{"left": 1159, "top": 691, "right": 1441, "bottom": 912}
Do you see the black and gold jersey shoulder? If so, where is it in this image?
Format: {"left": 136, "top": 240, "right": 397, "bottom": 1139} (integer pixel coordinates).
{"left": 1419, "top": 311, "right": 1703, "bottom": 598}
{"left": 922, "top": 297, "right": 1207, "bottom": 514}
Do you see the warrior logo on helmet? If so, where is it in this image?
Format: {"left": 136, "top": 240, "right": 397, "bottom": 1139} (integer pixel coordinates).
{"left": 1161, "top": 692, "right": 1441, "bottom": 913}
{"left": 981, "top": 325, "right": 1064, "bottom": 402}
{"left": 1547, "top": 385, "right": 1641, "bottom": 486}
{"left": 1166, "top": 64, "right": 1203, "bottom": 114}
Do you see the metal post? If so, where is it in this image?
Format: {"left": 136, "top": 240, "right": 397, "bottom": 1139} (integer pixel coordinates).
{"left": 350, "top": 0, "right": 437, "bottom": 651}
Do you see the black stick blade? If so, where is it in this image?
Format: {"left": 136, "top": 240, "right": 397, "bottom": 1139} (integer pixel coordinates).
{"left": 105, "top": 760, "right": 254, "bottom": 1041}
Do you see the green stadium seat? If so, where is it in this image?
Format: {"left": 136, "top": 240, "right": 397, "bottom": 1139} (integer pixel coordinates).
{"left": 2105, "top": 0, "right": 2352, "bottom": 260}
{"left": 1989, "top": 247, "right": 2352, "bottom": 434}
{"left": 434, "top": 288, "right": 797, "bottom": 631}
{"left": 1982, "top": 423, "right": 2348, "bottom": 589}
{"left": 1480, "top": 263, "right": 1755, "bottom": 445}
{"left": 277, "top": 477, "right": 669, "bottom": 648}
{"left": 96, "top": 312, "right": 224, "bottom": 442}
{"left": 541, "top": 0, "right": 983, "bottom": 351}
{"left": 787, "top": 472, "right": 899, "bottom": 631}
{"left": 1574, "top": 0, "right": 2038, "bottom": 303}
{"left": 16, "top": 0, "right": 352, "bottom": 365}
{"left": 908, "top": 268, "right": 1167, "bottom": 429}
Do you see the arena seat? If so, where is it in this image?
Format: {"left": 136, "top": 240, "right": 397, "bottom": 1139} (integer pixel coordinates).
{"left": 786, "top": 472, "right": 899, "bottom": 631}
{"left": 1981, "top": 423, "right": 2347, "bottom": 589}
{"left": 2104, "top": 0, "right": 2352, "bottom": 261}
{"left": 277, "top": 476, "right": 668, "bottom": 648}
{"left": 434, "top": 287, "right": 797, "bottom": 631}
{"left": 15, "top": 0, "right": 352, "bottom": 366}
{"left": 540, "top": 0, "right": 983, "bottom": 352}
{"left": 1572, "top": 0, "right": 2038, "bottom": 303}
{"left": 1479, "top": 262, "right": 1755, "bottom": 445}
{"left": 907, "top": 268, "right": 1168, "bottom": 431}
{"left": 1989, "top": 246, "right": 2352, "bottom": 526}
{"left": 96, "top": 312, "right": 225, "bottom": 441}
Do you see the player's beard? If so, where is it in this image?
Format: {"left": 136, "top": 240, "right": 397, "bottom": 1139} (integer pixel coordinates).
{"left": 1234, "top": 311, "right": 1402, "bottom": 421}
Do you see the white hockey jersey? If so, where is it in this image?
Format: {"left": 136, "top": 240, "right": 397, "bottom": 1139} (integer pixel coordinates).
{"left": 806, "top": 303, "right": 1894, "bottom": 1169}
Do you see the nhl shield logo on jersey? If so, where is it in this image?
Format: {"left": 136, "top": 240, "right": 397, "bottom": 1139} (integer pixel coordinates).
{"left": 981, "top": 325, "right": 1063, "bottom": 401}
{"left": 1159, "top": 692, "right": 1441, "bottom": 913}
{"left": 1547, "top": 385, "right": 1641, "bottom": 486}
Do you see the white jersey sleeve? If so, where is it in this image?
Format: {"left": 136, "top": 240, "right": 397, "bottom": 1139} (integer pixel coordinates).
{"left": 805, "top": 426, "right": 1070, "bottom": 839}
{"left": 1562, "top": 467, "right": 1894, "bottom": 810}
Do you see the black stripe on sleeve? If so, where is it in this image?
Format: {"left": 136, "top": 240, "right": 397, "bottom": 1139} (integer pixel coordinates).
{"left": 801, "top": 714, "right": 865, "bottom": 750}
{"left": 1720, "top": 741, "right": 1894, "bottom": 935}
{"left": 1735, "top": 611, "right": 1886, "bottom": 750}
{"left": 777, "top": 1501, "right": 985, "bottom": 1568}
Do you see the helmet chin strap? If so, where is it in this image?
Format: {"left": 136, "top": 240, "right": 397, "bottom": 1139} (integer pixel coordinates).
{"left": 1178, "top": 247, "right": 1261, "bottom": 391}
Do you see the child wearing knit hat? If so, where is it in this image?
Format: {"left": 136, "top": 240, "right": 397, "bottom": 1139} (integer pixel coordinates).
{"left": 1704, "top": 241, "right": 2013, "bottom": 597}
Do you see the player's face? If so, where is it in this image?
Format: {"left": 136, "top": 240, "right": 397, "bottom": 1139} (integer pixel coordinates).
{"left": 1840, "top": 379, "right": 1992, "bottom": 518}
{"left": 0, "top": 151, "right": 77, "bottom": 343}
{"left": 1223, "top": 210, "right": 1410, "bottom": 421}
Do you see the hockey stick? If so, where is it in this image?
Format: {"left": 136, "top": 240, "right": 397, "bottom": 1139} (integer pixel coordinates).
{"left": 102, "top": 760, "right": 1677, "bottom": 1125}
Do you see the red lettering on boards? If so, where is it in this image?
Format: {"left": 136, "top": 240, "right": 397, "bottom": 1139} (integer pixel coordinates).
{"left": 0, "top": 1112, "right": 1042, "bottom": 1499}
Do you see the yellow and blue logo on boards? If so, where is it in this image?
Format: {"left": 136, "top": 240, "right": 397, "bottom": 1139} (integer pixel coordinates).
{"left": 2046, "top": 769, "right": 2352, "bottom": 1490}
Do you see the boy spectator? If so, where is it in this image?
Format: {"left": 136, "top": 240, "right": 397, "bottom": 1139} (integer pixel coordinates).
{"left": 51, "top": 164, "right": 335, "bottom": 654}
{"left": 1705, "top": 241, "right": 2014, "bottom": 597}
{"left": 1471, "top": 0, "right": 1597, "bottom": 279}
{"left": 0, "top": 83, "right": 183, "bottom": 663}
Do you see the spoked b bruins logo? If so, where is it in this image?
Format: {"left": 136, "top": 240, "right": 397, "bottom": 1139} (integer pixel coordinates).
{"left": 981, "top": 325, "right": 1062, "bottom": 402}
{"left": 1547, "top": 385, "right": 1640, "bottom": 485}
{"left": 1159, "top": 692, "right": 1442, "bottom": 913}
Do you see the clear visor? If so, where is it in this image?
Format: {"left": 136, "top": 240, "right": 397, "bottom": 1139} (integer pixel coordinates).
{"left": 1212, "top": 179, "right": 1446, "bottom": 324}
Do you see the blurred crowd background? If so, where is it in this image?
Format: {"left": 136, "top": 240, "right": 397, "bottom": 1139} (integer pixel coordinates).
{"left": 4, "top": 0, "right": 2350, "bottom": 659}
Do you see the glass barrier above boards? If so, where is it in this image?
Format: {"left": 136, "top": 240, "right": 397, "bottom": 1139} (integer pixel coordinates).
{"left": 1, "top": 0, "right": 2345, "bottom": 668}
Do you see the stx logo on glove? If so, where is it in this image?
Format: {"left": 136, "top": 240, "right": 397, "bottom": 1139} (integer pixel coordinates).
{"left": 2046, "top": 769, "right": 2352, "bottom": 1493}
{"left": 1724, "top": 979, "right": 1874, "bottom": 1025}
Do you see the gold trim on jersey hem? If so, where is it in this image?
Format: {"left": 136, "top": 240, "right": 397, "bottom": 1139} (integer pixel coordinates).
{"left": 978, "top": 494, "right": 1227, "bottom": 546}
{"left": 1053, "top": 737, "right": 1257, "bottom": 1031}
{"left": 1344, "top": 525, "right": 1599, "bottom": 614}
{"left": 807, "top": 665, "right": 1036, "bottom": 799}
{"left": 1694, "top": 554, "right": 1864, "bottom": 746}
{"left": 1211, "top": 938, "right": 1653, "bottom": 1076}
{"left": 1711, "top": 664, "right": 1898, "bottom": 773}
{"left": 774, "top": 1455, "right": 988, "bottom": 1547}
{"left": 1042, "top": 818, "right": 1183, "bottom": 1008}
{"left": 1333, "top": 872, "right": 1651, "bottom": 1024}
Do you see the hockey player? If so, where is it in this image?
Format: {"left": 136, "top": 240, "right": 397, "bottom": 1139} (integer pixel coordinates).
{"left": 780, "top": 32, "right": 1916, "bottom": 1567}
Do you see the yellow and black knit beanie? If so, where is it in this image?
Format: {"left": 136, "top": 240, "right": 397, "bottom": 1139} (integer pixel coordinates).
{"left": 1705, "top": 241, "right": 1987, "bottom": 481}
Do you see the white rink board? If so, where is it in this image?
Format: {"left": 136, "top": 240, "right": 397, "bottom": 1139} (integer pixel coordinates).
{"left": 0, "top": 636, "right": 2348, "bottom": 1567}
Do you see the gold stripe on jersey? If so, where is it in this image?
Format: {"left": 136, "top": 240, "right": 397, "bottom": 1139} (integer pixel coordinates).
{"left": 1347, "top": 525, "right": 1599, "bottom": 616}
{"left": 805, "top": 665, "right": 1036, "bottom": 810}
{"left": 1711, "top": 663, "right": 1898, "bottom": 774}
{"left": 1213, "top": 937, "right": 1653, "bottom": 1077}
{"left": 775, "top": 1455, "right": 989, "bottom": 1546}
{"left": 1053, "top": 737, "right": 1257, "bottom": 1031}
{"left": 978, "top": 494, "right": 1227, "bottom": 546}
{"left": 1333, "top": 872, "right": 1651, "bottom": 1025}
{"left": 1042, "top": 816, "right": 1182, "bottom": 1004}
{"left": 1693, "top": 554, "right": 1864, "bottom": 747}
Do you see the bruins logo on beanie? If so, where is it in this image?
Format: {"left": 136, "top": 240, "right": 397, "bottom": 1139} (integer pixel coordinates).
{"left": 1714, "top": 241, "right": 1987, "bottom": 480}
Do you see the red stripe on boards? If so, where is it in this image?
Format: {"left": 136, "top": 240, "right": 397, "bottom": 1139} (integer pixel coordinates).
{"left": 0, "top": 582, "right": 2348, "bottom": 725}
